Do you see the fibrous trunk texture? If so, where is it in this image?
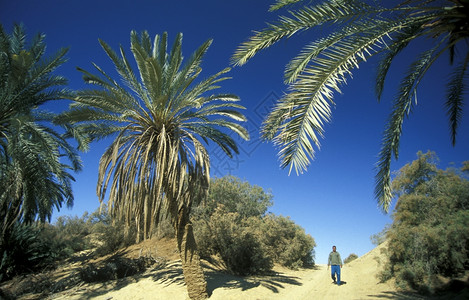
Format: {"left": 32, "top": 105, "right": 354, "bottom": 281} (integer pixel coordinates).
{"left": 176, "top": 212, "right": 208, "bottom": 300}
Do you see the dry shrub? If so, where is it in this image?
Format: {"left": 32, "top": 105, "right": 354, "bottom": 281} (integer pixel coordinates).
{"left": 194, "top": 205, "right": 315, "bottom": 274}
{"left": 195, "top": 207, "right": 272, "bottom": 275}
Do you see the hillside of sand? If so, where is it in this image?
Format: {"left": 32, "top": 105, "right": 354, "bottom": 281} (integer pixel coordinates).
{"left": 2, "top": 239, "right": 468, "bottom": 299}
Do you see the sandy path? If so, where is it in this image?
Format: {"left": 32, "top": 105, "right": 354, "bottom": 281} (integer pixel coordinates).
{"left": 209, "top": 264, "right": 402, "bottom": 300}
{"left": 54, "top": 263, "right": 407, "bottom": 300}
{"left": 51, "top": 242, "right": 424, "bottom": 300}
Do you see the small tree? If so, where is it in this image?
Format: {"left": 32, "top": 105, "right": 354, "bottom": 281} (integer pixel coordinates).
{"left": 383, "top": 151, "right": 469, "bottom": 294}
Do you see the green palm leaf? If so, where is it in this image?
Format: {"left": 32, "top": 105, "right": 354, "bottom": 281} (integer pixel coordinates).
{"left": 1, "top": 24, "right": 82, "bottom": 235}
{"left": 446, "top": 52, "right": 469, "bottom": 146}
{"left": 233, "top": 0, "right": 469, "bottom": 212}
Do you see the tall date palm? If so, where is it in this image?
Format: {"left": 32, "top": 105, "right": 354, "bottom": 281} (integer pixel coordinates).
{"left": 233, "top": 0, "right": 469, "bottom": 212}
{"left": 58, "top": 31, "right": 249, "bottom": 299}
{"left": 0, "top": 24, "right": 81, "bottom": 247}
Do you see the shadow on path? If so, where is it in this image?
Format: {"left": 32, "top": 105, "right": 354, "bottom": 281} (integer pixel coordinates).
{"left": 204, "top": 269, "right": 303, "bottom": 295}
{"left": 62, "top": 260, "right": 313, "bottom": 299}
{"left": 76, "top": 260, "right": 185, "bottom": 299}
{"left": 204, "top": 264, "right": 309, "bottom": 296}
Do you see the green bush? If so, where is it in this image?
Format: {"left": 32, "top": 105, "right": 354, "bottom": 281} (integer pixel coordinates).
{"left": 370, "top": 225, "right": 389, "bottom": 246}
{"left": 0, "top": 224, "right": 62, "bottom": 281}
{"left": 222, "top": 231, "right": 273, "bottom": 276}
{"left": 193, "top": 176, "right": 316, "bottom": 275}
{"left": 151, "top": 216, "right": 175, "bottom": 239}
{"left": 192, "top": 176, "right": 273, "bottom": 220}
{"left": 92, "top": 220, "right": 137, "bottom": 257}
{"left": 79, "top": 256, "right": 149, "bottom": 282}
{"left": 194, "top": 204, "right": 315, "bottom": 274}
{"left": 194, "top": 206, "right": 273, "bottom": 275}
{"left": 344, "top": 253, "right": 358, "bottom": 264}
{"left": 0, "top": 211, "right": 99, "bottom": 282}
{"left": 54, "top": 214, "right": 92, "bottom": 253}
{"left": 53, "top": 207, "right": 139, "bottom": 258}
{"left": 248, "top": 214, "right": 315, "bottom": 269}
{"left": 382, "top": 152, "right": 469, "bottom": 294}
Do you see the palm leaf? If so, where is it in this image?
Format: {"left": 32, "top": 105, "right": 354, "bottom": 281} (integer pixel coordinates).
{"left": 269, "top": 0, "right": 304, "bottom": 11}
{"left": 445, "top": 52, "right": 469, "bottom": 146}
{"left": 265, "top": 16, "right": 421, "bottom": 174}
{"left": 375, "top": 44, "right": 440, "bottom": 212}
{"left": 232, "top": 0, "right": 380, "bottom": 66}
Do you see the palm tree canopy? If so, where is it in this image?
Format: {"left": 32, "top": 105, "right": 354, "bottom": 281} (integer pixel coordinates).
{"left": 58, "top": 31, "right": 249, "bottom": 238}
{"left": 0, "top": 23, "right": 81, "bottom": 228}
{"left": 232, "top": 0, "right": 469, "bottom": 212}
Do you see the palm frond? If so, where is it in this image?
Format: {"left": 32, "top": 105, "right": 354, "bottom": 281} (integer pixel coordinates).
{"left": 265, "top": 16, "right": 419, "bottom": 175}
{"left": 232, "top": 0, "right": 380, "bottom": 66}
{"left": 233, "top": 0, "right": 467, "bottom": 212}
{"left": 171, "top": 67, "right": 232, "bottom": 116}
{"left": 10, "top": 23, "right": 26, "bottom": 54}
{"left": 165, "top": 33, "right": 183, "bottom": 90}
{"left": 180, "top": 39, "right": 212, "bottom": 79}
{"left": 28, "top": 32, "right": 46, "bottom": 62}
{"left": 375, "top": 24, "right": 423, "bottom": 101}
{"left": 269, "top": 0, "right": 304, "bottom": 11}
{"left": 375, "top": 44, "right": 439, "bottom": 212}
{"left": 446, "top": 51, "right": 469, "bottom": 146}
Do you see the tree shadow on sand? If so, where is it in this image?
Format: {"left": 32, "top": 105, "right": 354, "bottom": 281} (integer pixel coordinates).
{"left": 203, "top": 264, "right": 308, "bottom": 296}
{"left": 70, "top": 260, "right": 185, "bottom": 299}
{"left": 140, "top": 260, "right": 305, "bottom": 296}
{"left": 68, "top": 260, "right": 310, "bottom": 299}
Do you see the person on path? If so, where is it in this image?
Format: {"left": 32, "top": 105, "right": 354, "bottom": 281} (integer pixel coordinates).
{"left": 328, "top": 245, "right": 343, "bottom": 285}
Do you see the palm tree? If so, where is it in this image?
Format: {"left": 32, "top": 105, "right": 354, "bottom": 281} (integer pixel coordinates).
{"left": 232, "top": 0, "right": 469, "bottom": 212}
{"left": 0, "top": 24, "right": 82, "bottom": 247}
{"left": 57, "top": 31, "right": 249, "bottom": 299}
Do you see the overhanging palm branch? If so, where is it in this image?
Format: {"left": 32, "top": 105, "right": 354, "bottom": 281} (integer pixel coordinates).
{"left": 233, "top": 0, "right": 469, "bottom": 212}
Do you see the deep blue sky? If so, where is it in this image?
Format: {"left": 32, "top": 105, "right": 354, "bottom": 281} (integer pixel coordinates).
{"left": 2, "top": 0, "right": 468, "bottom": 264}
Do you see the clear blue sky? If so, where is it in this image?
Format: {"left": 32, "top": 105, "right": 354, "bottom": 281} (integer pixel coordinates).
{"left": 2, "top": 0, "right": 468, "bottom": 264}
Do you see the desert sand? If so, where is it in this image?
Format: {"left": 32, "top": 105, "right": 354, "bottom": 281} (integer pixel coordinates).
{"left": 47, "top": 241, "right": 431, "bottom": 300}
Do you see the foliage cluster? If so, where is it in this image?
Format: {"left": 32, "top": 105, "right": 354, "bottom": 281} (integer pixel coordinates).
{"left": 0, "top": 205, "right": 139, "bottom": 282}
{"left": 193, "top": 176, "right": 315, "bottom": 275}
{"left": 0, "top": 23, "right": 83, "bottom": 282}
{"left": 344, "top": 253, "right": 358, "bottom": 264}
{"left": 195, "top": 206, "right": 274, "bottom": 275}
{"left": 0, "top": 224, "right": 62, "bottom": 281}
{"left": 381, "top": 152, "right": 469, "bottom": 294}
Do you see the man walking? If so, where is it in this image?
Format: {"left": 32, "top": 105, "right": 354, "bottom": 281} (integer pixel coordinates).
{"left": 328, "top": 245, "right": 343, "bottom": 285}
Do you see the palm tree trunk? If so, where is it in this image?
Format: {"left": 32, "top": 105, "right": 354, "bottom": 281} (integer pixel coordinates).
{"left": 176, "top": 209, "right": 208, "bottom": 300}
